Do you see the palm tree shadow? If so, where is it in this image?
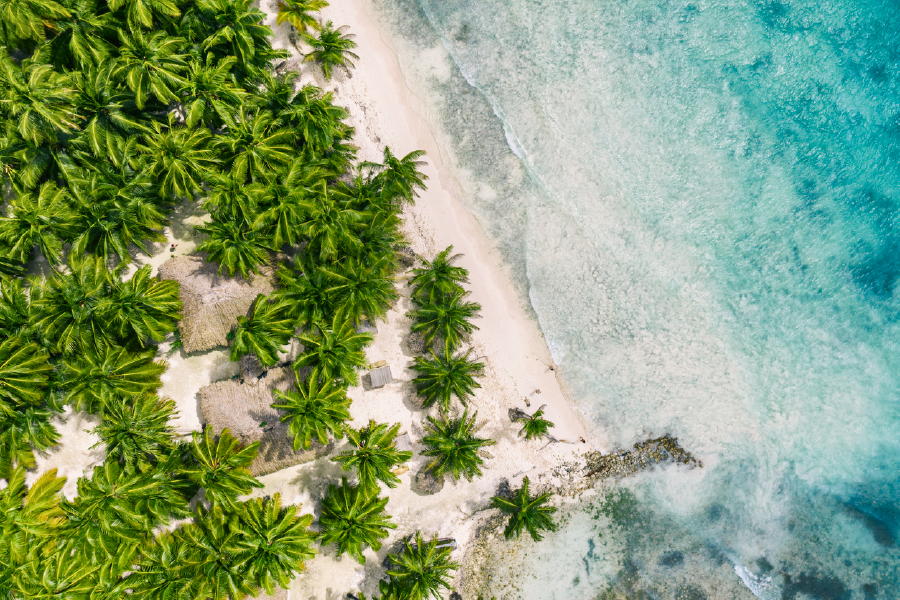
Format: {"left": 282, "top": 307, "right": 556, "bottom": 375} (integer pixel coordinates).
{"left": 289, "top": 457, "right": 346, "bottom": 515}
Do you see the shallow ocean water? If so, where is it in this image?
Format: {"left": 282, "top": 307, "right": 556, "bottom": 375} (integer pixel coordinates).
{"left": 367, "top": 0, "right": 900, "bottom": 597}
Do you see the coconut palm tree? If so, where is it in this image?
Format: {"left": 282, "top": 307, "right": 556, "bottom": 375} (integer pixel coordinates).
{"left": 0, "top": 335, "right": 52, "bottom": 417}
{"left": 125, "top": 533, "right": 206, "bottom": 600}
{"left": 0, "top": 405, "right": 59, "bottom": 476}
{"left": 179, "top": 54, "right": 245, "bottom": 128}
{"left": 421, "top": 410, "right": 494, "bottom": 482}
{"left": 0, "top": 181, "right": 71, "bottom": 264}
{"left": 68, "top": 175, "right": 168, "bottom": 264}
{"left": 44, "top": 0, "right": 116, "bottom": 68}
{"left": 516, "top": 406, "right": 555, "bottom": 441}
{"left": 272, "top": 257, "right": 336, "bottom": 331}
{"left": 408, "top": 291, "right": 481, "bottom": 353}
{"left": 253, "top": 76, "right": 349, "bottom": 153}
{"left": 108, "top": 0, "right": 181, "bottom": 30}
{"left": 61, "top": 345, "right": 166, "bottom": 413}
{"left": 319, "top": 478, "right": 395, "bottom": 564}
{"left": 409, "top": 246, "right": 469, "bottom": 303}
{"left": 332, "top": 421, "right": 412, "bottom": 491}
{"left": 271, "top": 368, "right": 351, "bottom": 450}
{"left": 297, "top": 180, "right": 363, "bottom": 263}
{"left": 490, "top": 476, "right": 557, "bottom": 541}
{"left": 303, "top": 21, "right": 358, "bottom": 81}
{"left": 322, "top": 254, "right": 397, "bottom": 325}
{"left": 182, "top": 426, "right": 262, "bottom": 508}
{"left": 33, "top": 255, "right": 111, "bottom": 354}
{"left": 215, "top": 108, "right": 295, "bottom": 182}
{"left": 229, "top": 294, "right": 293, "bottom": 366}
{"left": 412, "top": 349, "right": 483, "bottom": 414}
{"left": 353, "top": 209, "right": 405, "bottom": 266}
{"left": 71, "top": 62, "right": 153, "bottom": 166}
{"left": 198, "top": 0, "right": 276, "bottom": 72}
{"left": 0, "top": 0, "right": 70, "bottom": 48}
{"left": 101, "top": 265, "right": 183, "bottom": 347}
{"left": 0, "top": 279, "right": 44, "bottom": 348}
{"left": 253, "top": 158, "right": 325, "bottom": 248}
{"left": 139, "top": 118, "right": 220, "bottom": 198}
{"left": 385, "top": 532, "right": 458, "bottom": 600}
{"left": 364, "top": 147, "right": 428, "bottom": 206}
{"left": 203, "top": 168, "right": 262, "bottom": 226}
{"left": 195, "top": 219, "right": 274, "bottom": 278}
{"left": 294, "top": 310, "right": 372, "bottom": 386}
{"left": 276, "top": 0, "right": 327, "bottom": 34}
{"left": 112, "top": 29, "right": 188, "bottom": 109}
{"left": 0, "top": 58, "right": 80, "bottom": 144}
{"left": 93, "top": 394, "right": 177, "bottom": 471}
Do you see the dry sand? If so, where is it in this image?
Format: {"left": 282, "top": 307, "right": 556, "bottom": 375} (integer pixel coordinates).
{"left": 26, "top": 1, "right": 606, "bottom": 597}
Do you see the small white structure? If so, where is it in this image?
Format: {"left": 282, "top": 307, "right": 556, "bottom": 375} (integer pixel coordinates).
{"left": 369, "top": 365, "right": 392, "bottom": 388}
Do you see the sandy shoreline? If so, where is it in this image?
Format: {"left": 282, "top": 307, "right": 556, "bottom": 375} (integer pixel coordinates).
{"left": 28, "top": 1, "right": 605, "bottom": 597}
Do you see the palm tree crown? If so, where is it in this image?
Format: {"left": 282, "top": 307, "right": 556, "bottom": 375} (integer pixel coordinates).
{"left": 271, "top": 368, "right": 351, "bottom": 450}
{"left": 229, "top": 294, "right": 293, "bottom": 366}
{"left": 421, "top": 410, "right": 494, "bottom": 482}
{"left": 490, "top": 476, "right": 558, "bottom": 541}
{"left": 408, "top": 290, "right": 480, "bottom": 353}
{"left": 412, "top": 349, "right": 484, "bottom": 414}
{"left": 276, "top": 0, "right": 327, "bottom": 34}
{"left": 409, "top": 246, "right": 469, "bottom": 303}
{"left": 385, "top": 532, "right": 458, "bottom": 600}
{"left": 332, "top": 421, "right": 413, "bottom": 491}
{"left": 294, "top": 310, "right": 372, "bottom": 386}
{"left": 318, "top": 478, "right": 395, "bottom": 564}
{"left": 303, "top": 21, "right": 359, "bottom": 80}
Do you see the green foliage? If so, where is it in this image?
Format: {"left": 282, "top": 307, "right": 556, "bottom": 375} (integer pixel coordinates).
{"left": 0, "top": 57, "right": 79, "bottom": 144}
{"left": 271, "top": 368, "right": 351, "bottom": 450}
{"left": 140, "top": 119, "right": 219, "bottom": 198}
{"left": 229, "top": 294, "right": 293, "bottom": 366}
{"left": 0, "top": 405, "right": 60, "bottom": 476}
{"left": 182, "top": 426, "right": 262, "bottom": 508}
{"left": 332, "top": 421, "right": 412, "bottom": 491}
{"left": 0, "top": 0, "right": 70, "bottom": 48}
{"left": 303, "top": 21, "right": 359, "bottom": 80}
{"left": 319, "top": 477, "right": 395, "bottom": 563}
{"left": 0, "top": 181, "right": 71, "bottom": 264}
{"left": 409, "top": 245, "right": 468, "bottom": 302}
{"left": 364, "top": 147, "right": 429, "bottom": 206}
{"left": 322, "top": 254, "right": 397, "bottom": 325}
{"left": 296, "top": 180, "right": 363, "bottom": 262}
{"left": 180, "top": 54, "right": 245, "bottom": 129}
{"left": 108, "top": 0, "right": 181, "bottom": 30}
{"left": 412, "top": 349, "right": 483, "bottom": 414}
{"left": 101, "top": 265, "right": 183, "bottom": 347}
{"left": 216, "top": 107, "right": 295, "bottom": 182}
{"left": 276, "top": 0, "right": 327, "bottom": 34}
{"left": 253, "top": 157, "right": 324, "bottom": 247}
{"left": 272, "top": 256, "right": 336, "bottom": 331}
{"left": 385, "top": 532, "right": 458, "bottom": 600}
{"left": 93, "top": 394, "right": 177, "bottom": 471}
{"left": 294, "top": 309, "right": 372, "bottom": 386}
{"left": 421, "top": 410, "right": 494, "bottom": 482}
{"left": 408, "top": 290, "right": 481, "bottom": 353}
{"left": 491, "top": 476, "right": 557, "bottom": 541}
{"left": 0, "top": 334, "right": 53, "bottom": 417}
{"left": 62, "top": 345, "right": 165, "bottom": 413}
{"left": 112, "top": 29, "right": 188, "bottom": 109}
{"left": 518, "top": 408, "right": 555, "bottom": 441}
{"left": 196, "top": 218, "right": 274, "bottom": 278}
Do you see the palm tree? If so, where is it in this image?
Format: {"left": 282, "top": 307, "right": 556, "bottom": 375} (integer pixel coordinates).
{"left": 195, "top": 219, "right": 274, "bottom": 278}
{"left": 353, "top": 209, "right": 405, "bottom": 267}
{"left": 385, "top": 532, "right": 458, "bottom": 600}
{"left": 490, "top": 476, "right": 557, "bottom": 541}
{"left": 139, "top": 119, "right": 219, "bottom": 198}
{"left": 198, "top": 0, "right": 275, "bottom": 71}
{"left": 319, "top": 478, "right": 395, "bottom": 564}
{"left": 294, "top": 310, "right": 372, "bottom": 386}
{"left": 364, "top": 147, "right": 428, "bottom": 206}
{"left": 0, "top": 278, "right": 42, "bottom": 345}
{"left": 253, "top": 158, "right": 325, "bottom": 248}
{"left": 125, "top": 533, "right": 207, "bottom": 600}
{"left": 332, "top": 421, "right": 412, "bottom": 491}
{"left": 179, "top": 54, "right": 245, "bottom": 128}
{"left": 229, "top": 294, "right": 293, "bottom": 366}
{"left": 203, "top": 168, "right": 262, "bottom": 226}
{"left": 408, "top": 291, "right": 481, "bottom": 353}
{"left": 297, "top": 180, "right": 363, "bottom": 262}
{"left": 182, "top": 427, "right": 263, "bottom": 507}
{"left": 0, "top": 181, "right": 71, "bottom": 264}
{"left": 412, "top": 349, "right": 483, "bottom": 414}
{"left": 107, "top": 0, "right": 181, "bottom": 30}
{"left": 276, "top": 0, "right": 327, "bottom": 34}
{"left": 0, "top": 0, "right": 70, "bottom": 48}
{"left": 101, "top": 265, "right": 183, "bottom": 347}
{"left": 272, "top": 257, "right": 336, "bottom": 331}
{"left": 61, "top": 345, "right": 166, "bottom": 413}
{"left": 516, "top": 406, "right": 555, "bottom": 441}
{"left": 112, "top": 29, "right": 188, "bottom": 109}
{"left": 303, "top": 21, "right": 359, "bottom": 81}
{"left": 215, "top": 108, "right": 295, "bottom": 182}
{"left": 44, "top": 0, "right": 115, "bottom": 68}
{"left": 322, "top": 254, "right": 397, "bottom": 325}
{"left": 421, "top": 410, "right": 494, "bottom": 482}
{"left": 409, "top": 246, "right": 469, "bottom": 303}
{"left": 0, "top": 405, "right": 60, "bottom": 476}
{"left": 93, "top": 394, "right": 177, "bottom": 471}
{"left": 0, "top": 466, "right": 65, "bottom": 556}
{"left": 271, "top": 368, "right": 351, "bottom": 450}
{"left": 33, "top": 255, "right": 111, "bottom": 354}
{"left": 253, "top": 76, "right": 349, "bottom": 153}
{"left": 0, "top": 58, "right": 79, "bottom": 144}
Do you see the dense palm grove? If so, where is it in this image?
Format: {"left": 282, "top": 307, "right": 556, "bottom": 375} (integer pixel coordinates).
{"left": 0, "top": 0, "right": 556, "bottom": 596}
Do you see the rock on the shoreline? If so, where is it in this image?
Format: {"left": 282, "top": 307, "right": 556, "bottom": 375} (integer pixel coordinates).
{"left": 159, "top": 254, "right": 275, "bottom": 353}
{"left": 412, "top": 468, "right": 445, "bottom": 495}
{"left": 583, "top": 434, "right": 702, "bottom": 482}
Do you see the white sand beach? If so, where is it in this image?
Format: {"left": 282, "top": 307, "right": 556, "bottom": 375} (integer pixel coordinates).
{"left": 29, "top": 0, "right": 604, "bottom": 596}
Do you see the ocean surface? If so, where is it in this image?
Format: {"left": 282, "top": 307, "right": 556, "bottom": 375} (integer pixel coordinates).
{"left": 367, "top": 0, "right": 900, "bottom": 597}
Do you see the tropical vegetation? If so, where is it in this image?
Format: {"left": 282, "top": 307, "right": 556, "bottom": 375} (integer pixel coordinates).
{"left": 384, "top": 532, "right": 458, "bottom": 600}
{"left": 332, "top": 420, "right": 413, "bottom": 491}
{"left": 516, "top": 406, "right": 555, "bottom": 441}
{"left": 412, "top": 349, "right": 484, "bottom": 414}
{"left": 421, "top": 410, "right": 495, "bottom": 482}
{"left": 318, "top": 477, "right": 395, "bottom": 564}
{"left": 490, "top": 476, "right": 558, "bottom": 541}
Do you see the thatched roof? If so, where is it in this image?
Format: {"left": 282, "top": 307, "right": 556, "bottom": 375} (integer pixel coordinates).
{"left": 159, "top": 254, "right": 275, "bottom": 353}
{"left": 198, "top": 366, "right": 333, "bottom": 476}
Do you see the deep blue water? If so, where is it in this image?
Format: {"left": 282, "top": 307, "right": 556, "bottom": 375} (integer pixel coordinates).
{"left": 369, "top": 0, "right": 900, "bottom": 596}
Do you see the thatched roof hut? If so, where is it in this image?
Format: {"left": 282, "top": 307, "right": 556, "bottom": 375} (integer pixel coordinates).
{"left": 198, "top": 367, "right": 333, "bottom": 476}
{"left": 159, "top": 254, "right": 276, "bottom": 353}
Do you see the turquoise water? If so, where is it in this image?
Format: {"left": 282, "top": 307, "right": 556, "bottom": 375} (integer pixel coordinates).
{"left": 368, "top": 0, "right": 900, "bottom": 597}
